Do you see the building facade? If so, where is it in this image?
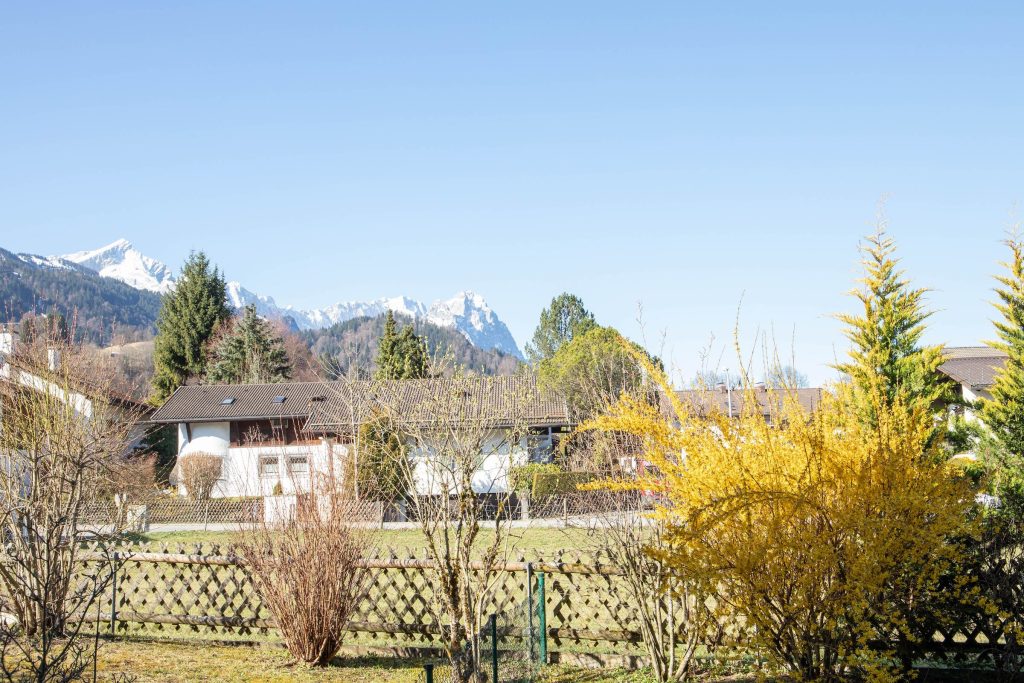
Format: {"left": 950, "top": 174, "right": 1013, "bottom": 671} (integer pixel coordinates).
{"left": 149, "top": 376, "right": 571, "bottom": 499}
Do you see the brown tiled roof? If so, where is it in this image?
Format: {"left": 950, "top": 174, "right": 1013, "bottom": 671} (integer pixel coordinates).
{"left": 306, "top": 375, "right": 570, "bottom": 431}
{"left": 150, "top": 376, "right": 570, "bottom": 429}
{"left": 149, "top": 382, "right": 331, "bottom": 423}
{"left": 939, "top": 346, "right": 1007, "bottom": 391}
{"left": 670, "top": 386, "right": 824, "bottom": 419}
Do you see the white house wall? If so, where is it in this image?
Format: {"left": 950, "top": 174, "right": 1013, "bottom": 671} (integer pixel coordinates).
{"left": 411, "top": 429, "right": 529, "bottom": 496}
{"left": 173, "top": 422, "right": 533, "bottom": 499}
{"left": 174, "top": 422, "right": 342, "bottom": 498}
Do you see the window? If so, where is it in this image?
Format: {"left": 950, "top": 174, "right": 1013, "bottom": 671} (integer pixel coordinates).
{"left": 221, "top": 397, "right": 236, "bottom": 405}
{"left": 259, "top": 456, "right": 279, "bottom": 477}
{"left": 272, "top": 395, "right": 286, "bottom": 404}
{"left": 288, "top": 456, "right": 309, "bottom": 475}
{"left": 527, "top": 428, "right": 554, "bottom": 462}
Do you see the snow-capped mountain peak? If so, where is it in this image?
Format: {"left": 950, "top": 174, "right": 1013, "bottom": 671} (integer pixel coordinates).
{"left": 50, "top": 241, "right": 523, "bottom": 357}
{"left": 60, "top": 239, "right": 176, "bottom": 294}
{"left": 426, "top": 291, "right": 520, "bottom": 356}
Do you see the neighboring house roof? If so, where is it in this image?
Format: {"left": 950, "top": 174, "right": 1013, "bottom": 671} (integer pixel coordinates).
{"left": 939, "top": 346, "right": 1007, "bottom": 392}
{"left": 669, "top": 386, "right": 824, "bottom": 419}
{"left": 150, "top": 375, "right": 571, "bottom": 430}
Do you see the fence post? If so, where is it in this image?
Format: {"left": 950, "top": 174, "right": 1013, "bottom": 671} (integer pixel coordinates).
{"left": 526, "top": 562, "right": 535, "bottom": 665}
{"left": 109, "top": 551, "right": 119, "bottom": 634}
{"left": 490, "top": 613, "right": 499, "bottom": 683}
{"left": 537, "top": 572, "right": 547, "bottom": 665}
{"left": 424, "top": 662, "right": 434, "bottom": 683}
{"left": 562, "top": 497, "right": 568, "bottom": 526}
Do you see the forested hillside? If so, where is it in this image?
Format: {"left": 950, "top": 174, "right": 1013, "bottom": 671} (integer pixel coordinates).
{"left": 303, "top": 313, "right": 522, "bottom": 378}
{"left": 0, "top": 248, "right": 162, "bottom": 344}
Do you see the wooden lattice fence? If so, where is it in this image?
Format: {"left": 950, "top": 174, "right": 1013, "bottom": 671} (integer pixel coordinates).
{"left": 67, "top": 543, "right": 1024, "bottom": 661}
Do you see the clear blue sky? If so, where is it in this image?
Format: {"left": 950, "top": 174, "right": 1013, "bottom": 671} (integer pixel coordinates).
{"left": 2, "top": 3, "right": 1022, "bottom": 384}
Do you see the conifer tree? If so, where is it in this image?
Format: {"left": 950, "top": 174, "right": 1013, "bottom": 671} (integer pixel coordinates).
{"left": 833, "top": 227, "right": 948, "bottom": 417}
{"left": 526, "top": 293, "right": 597, "bottom": 365}
{"left": 980, "top": 238, "right": 1024, "bottom": 481}
{"left": 375, "top": 311, "right": 430, "bottom": 380}
{"left": 151, "top": 252, "right": 231, "bottom": 402}
{"left": 206, "top": 305, "right": 292, "bottom": 384}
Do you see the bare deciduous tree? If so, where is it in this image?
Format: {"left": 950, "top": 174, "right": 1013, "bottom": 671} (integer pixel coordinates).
{"left": 329, "top": 375, "right": 532, "bottom": 683}
{"left": 582, "top": 490, "right": 717, "bottom": 681}
{"left": 0, "top": 337, "right": 143, "bottom": 682}
{"left": 100, "top": 453, "right": 158, "bottom": 532}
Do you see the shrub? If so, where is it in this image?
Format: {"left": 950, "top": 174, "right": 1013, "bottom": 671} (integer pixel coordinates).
{"left": 177, "top": 453, "right": 222, "bottom": 500}
{"left": 508, "top": 463, "right": 560, "bottom": 493}
{"left": 587, "top": 355, "right": 976, "bottom": 681}
{"left": 236, "top": 492, "right": 374, "bottom": 666}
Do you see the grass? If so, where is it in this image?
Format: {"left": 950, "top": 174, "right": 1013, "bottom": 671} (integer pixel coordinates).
{"left": 91, "top": 639, "right": 656, "bottom": 682}
{"left": 94, "top": 639, "right": 421, "bottom": 682}
{"left": 34, "top": 638, "right": 1006, "bottom": 682}
{"left": 132, "top": 526, "right": 595, "bottom": 558}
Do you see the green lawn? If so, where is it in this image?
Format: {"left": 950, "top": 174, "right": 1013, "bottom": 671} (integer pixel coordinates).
{"left": 133, "top": 526, "right": 594, "bottom": 558}
{"left": 90, "top": 639, "right": 652, "bottom": 682}
{"left": 39, "top": 638, "right": 999, "bottom": 682}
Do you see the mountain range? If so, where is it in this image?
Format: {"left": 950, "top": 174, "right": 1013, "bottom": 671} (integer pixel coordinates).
{"left": 11, "top": 239, "right": 523, "bottom": 358}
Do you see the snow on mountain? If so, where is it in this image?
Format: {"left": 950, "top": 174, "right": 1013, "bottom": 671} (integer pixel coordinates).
{"left": 53, "top": 239, "right": 524, "bottom": 358}
{"left": 60, "top": 239, "right": 176, "bottom": 294}
{"left": 18, "top": 254, "right": 74, "bottom": 270}
{"left": 226, "top": 285, "right": 522, "bottom": 357}
{"left": 426, "top": 291, "right": 521, "bottom": 357}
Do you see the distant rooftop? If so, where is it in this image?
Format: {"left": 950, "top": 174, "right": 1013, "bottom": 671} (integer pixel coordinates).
{"left": 939, "top": 346, "right": 1007, "bottom": 391}
{"left": 670, "top": 386, "right": 824, "bottom": 420}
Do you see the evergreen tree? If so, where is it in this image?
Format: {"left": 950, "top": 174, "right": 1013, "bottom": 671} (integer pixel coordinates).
{"left": 46, "top": 310, "right": 70, "bottom": 344}
{"left": 351, "top": 413, "right": 410, "bottom": 502}
{"left": 980, "top": 238, "right": 1024, "bottom": 489}
{"left": 151, "top": 252, "right": 231, "bottom": 402}
{"left": 206, "top": 305, "right": 292, "bottom": 384}
{"left": 18, "top": 314, "right": 38, "bottom": 345}
{"left": 375, "top": 311, "right": 430, "bottom": 380}
{"left": 526, "top": 293, "right": 597, "bottom": 365}
{"left": 833, "top": 227, "right": 948, "bottom": 418}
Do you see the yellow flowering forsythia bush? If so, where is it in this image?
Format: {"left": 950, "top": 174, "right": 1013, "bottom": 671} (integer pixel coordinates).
{"left": 585, "top": 360, "right": 977, "bottom": 681}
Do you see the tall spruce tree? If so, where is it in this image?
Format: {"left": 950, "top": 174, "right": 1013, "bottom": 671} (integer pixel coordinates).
{"left": 833, "top": 227, "right": 948, "bottom": 416}
{"left": 980, "top": 238, "right": 1024, "bottom": 471}
{"left": 375, "top": 311, "right": 430, "bottom": 380}
{"left": 525, "top": 292, "right": 597, "bottom": 365}
{"left": 151, "top": 252, "right": 231, "bottom": 402}
{"left": 206, "top": 305, "right": 292, "bottom": 384}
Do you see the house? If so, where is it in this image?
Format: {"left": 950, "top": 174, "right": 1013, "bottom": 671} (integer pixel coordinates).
{"left": 670, "top": 384, "right": 824, "bottom": 423}
{"left": 938, "top": 346, "right": 1007, "bottom": 419}
{"left": 148, "top": 376, "right": 572, "bottom": 499}
{"left": 0, "top": 329, "right": 153, "bottom": 447}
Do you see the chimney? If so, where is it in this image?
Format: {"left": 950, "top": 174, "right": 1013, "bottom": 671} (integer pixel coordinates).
{"left": 47, "top": 348, "right": 61, "bottom": 372}
{"left": 0, "top": 330, "right": 18, "bottom": 357}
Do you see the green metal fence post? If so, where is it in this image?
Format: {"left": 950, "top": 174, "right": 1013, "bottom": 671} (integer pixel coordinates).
{"left": 424, "top": 662, "right": 434, "bottom": 683}
{"left": 490, "top": 613, "right": 499, "bottom": 683}
{"left": 537, "top": 572, "right": 547, "bottom": 665}
{"left": 109, "top": 551, "right": 119, "bottom": 634}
